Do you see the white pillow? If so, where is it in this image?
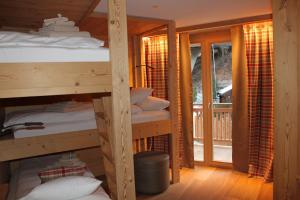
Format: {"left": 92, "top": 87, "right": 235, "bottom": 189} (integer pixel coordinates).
{"left": 130, "top": 88, "right": 153, "bottom": 104}
{"left": 131, "top": 104, "right": 143, "bottom": 115}
{"left": 137, "top": 96, "right": 170, "bottom": 111}
{"left": 19, "top": 176, "right": 101, "bottom": 200}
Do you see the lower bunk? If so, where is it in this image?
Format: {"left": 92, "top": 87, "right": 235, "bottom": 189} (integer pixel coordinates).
{"left": 5, "top": 153, "right": 110, "bottom": 200}
{"left": 0, "top": 96, "right": 178, "bottom": 199}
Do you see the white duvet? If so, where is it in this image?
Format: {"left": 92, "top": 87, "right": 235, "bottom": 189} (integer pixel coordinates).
{"left": 0, "top": 31, "right": 104, "bottom": 49}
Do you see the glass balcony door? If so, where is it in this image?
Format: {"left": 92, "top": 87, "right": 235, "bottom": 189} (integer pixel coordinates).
{"left": 191, "top": 30, "right": 233, "bottom": 167}
{"left": 211, "top": 42, "right": 232, "bottom": 163}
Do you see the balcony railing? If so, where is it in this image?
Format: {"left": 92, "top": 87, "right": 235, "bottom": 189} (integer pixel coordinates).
{"left": 193, "top": 104, "right": 232, "bottom": 143}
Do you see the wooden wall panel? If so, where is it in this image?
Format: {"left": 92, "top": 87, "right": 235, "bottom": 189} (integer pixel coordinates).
{"left": 190, "top": 29, "right": 231, "bottom": 44}
{"left": 0, "top": 0, "right": 100, "bottom": 29}
{"left": 0, "top": 184, "right": 8, "bottom": 200}
{"left": 0, "top": 163, "right": 9, "bottom": 184}
{"left": 273, "top": 0, "right": 299, "bottom": 199}
{"left": 76, "top": 147, "right": 105, "bottom": 177}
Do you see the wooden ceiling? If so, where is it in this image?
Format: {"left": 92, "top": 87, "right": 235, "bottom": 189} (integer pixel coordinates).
{"left": 0, "top": 0, "right": 170, "bottom": 41}
{"left": 79, "top": 12, "right": 169, "bottom": 41}
{"left": 0, "top": 0, "right": 100, "bottom": 29}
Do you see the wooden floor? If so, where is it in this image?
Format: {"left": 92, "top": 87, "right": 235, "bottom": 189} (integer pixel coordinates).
{"left": 137, "top": 166, "right": 273, "bottom": 200}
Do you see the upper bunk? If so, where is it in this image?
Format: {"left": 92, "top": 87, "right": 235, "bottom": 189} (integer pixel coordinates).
{"left": 0, "top": 0, "right": 178, "bottom": 162}
{"left": 0, "top": 0, "right": 173, "bottom": 99}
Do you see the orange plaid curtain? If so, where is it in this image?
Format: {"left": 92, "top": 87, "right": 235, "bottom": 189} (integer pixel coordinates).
{"left": 143, "top": 36, "right": 169, "bottom": 99}
{"left": 142, "top": 35, "right": 187, "bottom": 166}
{"left": 143, "top": 35, "right": 170, "bottom": 153}
{"left": 243, "top": 22, "right": 274, "bottom": 182}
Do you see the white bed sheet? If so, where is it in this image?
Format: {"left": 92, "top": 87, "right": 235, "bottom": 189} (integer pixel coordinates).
{"left": 13, "top": 120, "right": 97, "bottom": 138}
{"left": 131, "top": 110, "right": 170, "bottom": 124}
{"left": 0, "top": 31, "right": 104, "bottom": 48}
{"left": 5, "top": 108, "right": 96, "bottom": 127}
{"left": 5, "top": 103, "right": 170, "bottom": 138}
{"left": 0, "top": 47, "right": 109, "bottom": 63}
{"left": 7, "top": 155, "right": 110, "bottom": 200}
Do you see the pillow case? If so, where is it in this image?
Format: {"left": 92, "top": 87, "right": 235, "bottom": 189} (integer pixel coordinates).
{"left": 20, "top": 176, "right": 101, "bottom": 200}
{"left": 131, "top": 104, "right": 143, "bottom": 115}
{"left": 137, "top": 96, "right": 170, "bottom": 111}
{"left": 130, "top": 88, "right": 153, "bottom": 104}
{"left": 38, "top": 166, "right": 87, "bottom": 183}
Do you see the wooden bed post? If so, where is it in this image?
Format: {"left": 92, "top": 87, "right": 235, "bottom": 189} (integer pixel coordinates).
{"left": 167, "top": 21, "right": 180, "bottom": 183}
{"left": 273, "top": 0, "right": 300, "bottom": 199}
{"left": 96, "top": 0, "right": 136, "bottom": 200}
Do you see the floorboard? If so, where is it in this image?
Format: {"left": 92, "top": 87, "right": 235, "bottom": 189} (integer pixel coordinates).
{"left": 137, "top": 166, "right": 273, "bottom": 200}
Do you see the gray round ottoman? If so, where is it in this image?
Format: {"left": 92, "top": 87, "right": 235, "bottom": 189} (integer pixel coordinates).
{"left": 134, "top": 151, "right": 170, "bottom": 194}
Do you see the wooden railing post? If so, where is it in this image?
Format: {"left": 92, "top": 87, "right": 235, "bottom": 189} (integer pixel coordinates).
{"left": 192, "top": 105, "right": 232, "bottom": 142}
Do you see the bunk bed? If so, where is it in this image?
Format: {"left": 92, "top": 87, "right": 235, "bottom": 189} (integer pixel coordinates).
{"left": 0, "top": 1, "right": 179, "bottom": 200}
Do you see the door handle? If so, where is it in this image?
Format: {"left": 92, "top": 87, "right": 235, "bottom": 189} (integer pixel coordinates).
{"left": 208, "top": 102, "right": 211, "bottom": 109}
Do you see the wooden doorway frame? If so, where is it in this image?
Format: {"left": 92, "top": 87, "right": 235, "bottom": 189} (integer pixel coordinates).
{"left": 190, "top": 29, "right": 232, "bottom": 168}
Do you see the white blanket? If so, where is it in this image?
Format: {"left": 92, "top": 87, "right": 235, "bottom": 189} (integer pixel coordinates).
{"left": 44, "top": 20, "right": 75, "bottom": 27}
{"left": 0, "top": 31, "right": 104, "bottom": 48}
{"left": 39, "top": 25, "right": 79, "bottom": 32}
{"left": 37, "top": 31, "right": 91, "bottom": 38}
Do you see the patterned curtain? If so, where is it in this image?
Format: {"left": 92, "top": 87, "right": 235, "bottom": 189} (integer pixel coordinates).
{"left": 143, "top": 36, "right": 169, "bottom": 99}
{"left": 142, "top": 35, "right": 192, "bottom": 167}
{"left": 143, "top": 35, "right": 170, "bottom": 153}
{"left": 243, "top": 22, "right": 274, "bottom": 182}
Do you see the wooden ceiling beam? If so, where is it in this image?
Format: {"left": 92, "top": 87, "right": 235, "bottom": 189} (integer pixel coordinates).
{"left": 78, "top": 0, "right": 101, "bottom": 25}
{"left": 140, "top": 24, "right": 167, "bottom": 36}
{"left": 90, "top": 12, "right": 171, "bottom": 25}
{"left": 177, "top": 14, "right": 273, "bottom": 33}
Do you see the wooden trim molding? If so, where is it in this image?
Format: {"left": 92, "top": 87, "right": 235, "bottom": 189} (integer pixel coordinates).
{"left": 177, "top": 14, "right": 273, "bottom": 33}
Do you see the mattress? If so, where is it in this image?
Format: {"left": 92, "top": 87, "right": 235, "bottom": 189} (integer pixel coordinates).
{"left": 7, "top": 154, "right": 110, "bottom": 200}
{"left": 5, "top": 102, "right": 170, "bottom": 138}
{"left": 4, "top": 102, "right": 97, "bottom": 138}
{"left": 131, "top": 110, "right": 170, "bottom": 124}
{"left": 0, "top": 47, "right": 109, "bottom": 63}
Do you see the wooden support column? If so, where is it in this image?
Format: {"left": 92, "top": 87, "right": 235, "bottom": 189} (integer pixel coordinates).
{"left": 273, "top": 0, "right": 300, "bottom": 199}
{"left": 106, "top": 0, "right": 136, "bottom": 200}
{"left": 167, "top": 21, "right": 180, "bottom": 183}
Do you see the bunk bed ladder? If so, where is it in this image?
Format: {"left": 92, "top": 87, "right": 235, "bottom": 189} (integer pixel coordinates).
{"left": 93, "top": 98, "right": 118, "bottom": 200}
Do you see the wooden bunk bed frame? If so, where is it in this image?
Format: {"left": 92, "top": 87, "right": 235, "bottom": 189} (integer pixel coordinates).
{"left": 0, "top": 1, "right": 179, "bottom": 200}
